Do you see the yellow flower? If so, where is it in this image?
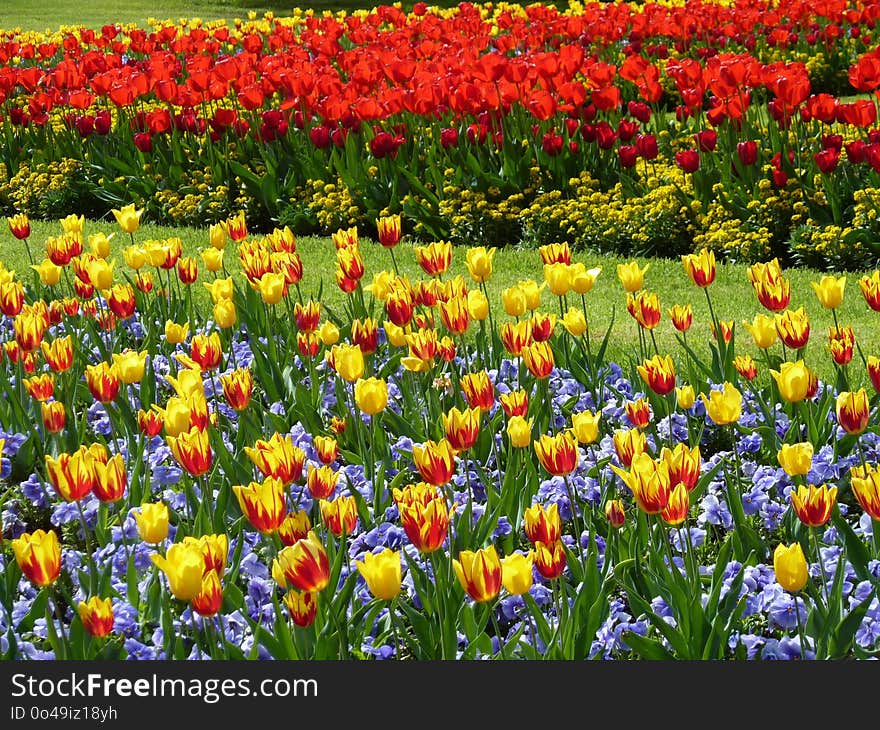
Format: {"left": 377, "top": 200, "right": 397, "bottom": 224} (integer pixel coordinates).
{"left": 617, "top": 261, "right": 649, "bottom": 292}
{"left": 134, "top": 502, "right": 169, "bottom": 544}
{"left": 777, "top": 442, "right": 813, "bottom": 477}
{"left": 200, "top": 247, "right": 224, "bottom": 273}
{"left": 32, "top": 259, "right": 61, "bottom": 286}
{"left": 123, "top": 245, "right": 146, "bottom": 270}
{"left": 773, "top": 542, "right": 808, "bottom": 593}
{"left": 518, "top": 280, "right": 544, "bottom": 310}
{"left": 112, "top": 204, "right": 144, "bottom": 234}
{"left": 204, "top": 276, "right": 234, "bottom": 304}
{"left": 770, "top": 360, "right": 811, "bottom": 403}
{"left": 319, "top": 321, "right": 339, "bottom": 346}
{"left": 465, "top": 246, "right": 496, "bottom": 283}
{"left": 355, "top": 549, "right": 402, "bottom": 601}
{"left": 569, "top": 263, "right": 602, "bottom": 294}
{"left": 258, "top": 272, "right": 286, "bottom": 305}
{"left": 209, "top": 223, "right": 227, "bottom": 250}
{"left": 214, "top": 298, "right": 237, "bottom": 329}
{"left": 467, "top": 289, "right": 489, "bottom": 321}
{"left": 88, "top": 232, "right": 115, "bottom": 259}
{"left": 676, "top": 385, "right": 695, "bottom": 410}
{"left": 543, "top": 263, "right": 571, "bottom": 297}
{"left": 354, "top": 377, "right": 388, "bottom": 415}
{"left": 164, "top": 320, "right": 189, "bottom": 345}
{"left": 332, "top": 344, "right": 364, "bottom": 382}
{"left": 506, "top": 415, "right": 533, "bottom": 448}
{"left": 699, "top": 382, "right": 742, "bottom": 425}
{"left": 571, "top": 410, "right": 600, "bottom": 444}
{"left": 501, "top": 552, "right": 534, "bottom": 595}
{"left": 151, "top": 543, "right": 206, "bottom": 601}
{"left": 742, "top": 313, "right": 778, "bottom": 350}
{"left": 562, "top": 307, "right": 586, "bottom": 336}
{"left": 810, "top": 275, "right": 845, "bottom": 309}
{"left": 111, "top": 350, "right": 148, "bottom": 385}
{"left": 87, "top": 258, "right": 115, "bottom": 290}
{"left": 502, "top": 285, "right": 527, "bottom": 317}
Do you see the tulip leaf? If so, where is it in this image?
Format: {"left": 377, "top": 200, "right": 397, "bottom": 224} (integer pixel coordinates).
{"left": 829, "top": 589, "right": 876, "bottom": 659}
{"left": 831, "top": 513, "right": 874, "bottom": 584}
{"left": 621, "top": 630, "right": 675, "bottom": 660}
{"left": 17, "top": 586, "right": 49, "bottom": 634}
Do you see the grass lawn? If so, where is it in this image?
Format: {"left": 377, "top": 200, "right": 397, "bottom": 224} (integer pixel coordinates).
{"left": 4, "top": 218, "right": 878, "bottom": 387}
{"left": 0, "top": 0, "right": 354, "bottom": 32}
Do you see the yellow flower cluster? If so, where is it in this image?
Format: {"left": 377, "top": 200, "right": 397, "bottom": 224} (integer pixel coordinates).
{"left": 154, "top": 167, "right": 234, "bottom": 226}
{"left": 0, "top": 158, "right": 81, "bottom": 217}
{"left": 305, "top": 178, "right": 363, "bottom": 230}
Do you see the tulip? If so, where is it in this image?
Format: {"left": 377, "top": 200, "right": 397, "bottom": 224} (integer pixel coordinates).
{"left": 524, "top": 503, "right": 562, "bottom": 545}
{"left": 465, "top": 246, "right": 496, "bottom": 283}
{"left": 733, "top": 354, "right": 758, "bottom": 381}
{"left": 320, "top": 496, "right": 359, "bottom": 537}
{"left": 811, "top": 275, "right": 846, "bottom": 309}
{"left": 112, "top": 204, "right": 144, "bottom": 234}
{"left": 676, "top": 385, "right": 696, "bottom": 410}
{"left": 681, "top": 249, "right": 716, "bottom": 287}
{"left": 500, "top": 390, "right": 529, "bottom": 418}
{"left": 190, "top": 332, "right": 223, "bottom": 370}
{"left": 660, "top": 443, "right": 701, "bottom": 491}
{"left": 8, "top": 213, "right": 30, "bottom": 239}
{"left": 518, "top": 279, "right": 544, "bottom": 310}
{"left": 415, "top": 241, "right": 452, "bottom": 277}
{"left": 413, "top": 439, "right": 457, "bottom": 486}
{"left": 200, "top": 247, "right": 223, "bottom": 273}
{"left": 522, "top": 341, "right": 555, "bottom": 379}
{"left": 376, "top": 215, "right": 402, "bottom": 248}
{"left": 502, "top": 285, "right": 528, "bottom": 317}
{"left": 123, "top": 245, "right": 146, "bottom": 269}
{"left": 502, "top": 552, "right": 535, "bottom": 595}
{"left": 234, "top": 477, "right": 287, "bottom": 534}
{"left": 330, "top": 343, "right": 364, "bottom": 382}
{"left": 354, "top": 377, "right": 388, "bottom": 415}
{"left": 167, "top": 426, "right": 213, "bottom": 477}
{"left": 245, "top": 433, "right": 306, "bottom": 486}
{"left": 278, "top": 511, "right": 312, "bottom": 547}
{"left": 569, "top": 264, "right": 602, "bottom": 294}
{"left": 617, "top": 261, "right": 649, "bottom": 292}
{"left": 284, "top": 590, "right": 319, "bottom": 627}
{"left": 107, "top": 283, "right": 136, "bottom": 319}
{"left": 770, "top": 360, "right": 811, "bottom": 403}
{"left": 134, "top": 502, "right": 169, "bottom": 544}
{"left": 790, "top": 484, "right": 837, "bottom": 527}
{"left": 164, "top": 320, "right": 190, "bottom": 345}
{"left": 204, "top": 277, "right": 234, "bottom": 304}
{"left": 837, "top": 389, "right": 870, "bottom": 435}
{"left": 25, "top": 374, "right": 54, "bottom": 402}
{"left": 111, "top": 350, "right": 147, "bottom": 385}
{"left": 467, "top": 289, "right": 489, "bottom": 321}
{"left": 313, "top": 435, "right": 338, "bottom": 465}
{"left": 829, "top": 325, "right": 855, "bottom": 366}
{"left": 850, "top": 464, "right": 880, "bottom": 521}
{"left": 777, "top": 442, "right": 814, "bottom": 477}
{"left": 273, "top": 531, "right": 331, "bottom": 593}
{"left": 613, "top": 428, "right": 646, "bottom": 467}
{"left": 182, "top": 534, "right": 228, "bottom": 575}
{"left": 393, "top": 483, "right": 450, "bottom": 553}
{"left": 442, "top": 406, "right": 481, "bottom": 452}
{"left": 700, "top": 382, "right": 742, "bottom": 425}
{"left": 78, "top": 596, "right": 114, "bottom": 637}
{"left": 534, "top": 540, "right": 567, "bottom": 579}
{"left": 611, "top": 453, "right": 672, "bottom": 514}
{"left": 773, "top": 543, "right": 809, "bottom": 593}
{"left": 539, "top": 243, "right": 571, "bottom": 265}
{"left": 225, "top": 211, "right": 247, "bottom": 242}
{"left": 454, "top": 546, "right": 503, "bottom": 602}
{"left": 209, "top": 223, "right": 227, "bottom": 250}
{"left": 12, "top": 530, "right": 61, "bottom": 587}
{"left": 45, "top": 451, "right": 95, "bottom": 502}
{"left": 627, "top": 290, "right": 661, "bottom": 329}
{"left": 661, "top": 482, "right": 690, "bottom": 525}
{"left": 637, "top": 354, "right": 676, "bottom": 396}
{"left": 177, "top": 257, "right": 198, "bottom": 285}
{"left": 151, "top": 543, "right": 206, "bottom": 601}
{"left": 543, "top": 263, "right": 572, "bottom": 297}
{"left": 32, "top": 259, "right": 61, "bottom": 286}
{"left": 41, "top": 401, "right": 66, "bottom": 433}
{"left": 500, "top": 321, "right": 533, "bottom": 356}
{"left": 605, "top": 500, "right": 626, "bottom": 528}
{"left": 307, "top": 465, "right": 339, "bottom": 500}
{"left": 220, "top": 368, "right": 253, "bottom": 411}
{"left": 859, "top": 271, "right": 880, "bottom": 312}
{"left": 191, "top": 570, "right": 223, "bottom": 617}
{"left": 93, "top": 454, "right": 126, "bottom": 503}
{"left": 355, "top": 548, "right": 402, "bottom": 600}
{"left": 572, "top": 410, "right": 600, "bottom": 444}
{"left": 669, "top": 304, "right": 693, "bottom": 332}
{"left": 562, "top": 307, "right": 587, "bottom": 336}
{"left": 214, "top": 298, "right": 237, "bottom": 329}
{"left": 534, "top": 431, "right": 579, "bottom": 476}
{"left": 506, "top": 415, "right": 533, "bottom": 448}
{"left": 775, "top": 308, "right": 810, "bottom": 350}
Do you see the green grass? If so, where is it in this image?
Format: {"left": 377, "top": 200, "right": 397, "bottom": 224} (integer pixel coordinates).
{"left": 0, "top": 0, "right": 340, "bottom": 32}
{"left": 5, "top": 218, "right": 880, "bottom": 387}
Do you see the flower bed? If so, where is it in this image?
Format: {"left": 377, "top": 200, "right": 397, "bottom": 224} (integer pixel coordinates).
{"left": 3, "top": 2, "right": 880, "bottom": 265}
{"left": 2, "top": 211, "right": 880, "bottom": 659}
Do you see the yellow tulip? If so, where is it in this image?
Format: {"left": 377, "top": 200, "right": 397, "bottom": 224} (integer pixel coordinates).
{"left": 770, "top": 360, "right": 811, "bottom": 403}
{"left": 355, "top": 549, "right": 402, "bottom": 601}
{"left": 354, "top": 377, "right": 388, "bottom": 415}
{"left": 465, "top": 246, "right": 496, "bottom": 283}
{"left": 501, "top": 552, "right": 534, "bottom": 595}
{"left": 617, "top": 261, "right": 649, "bottom": 292}
{"left": 811, "top": 275, "right": 845, "bottom": 309}
{"left": 700, "top": 382, "right": 742, "bottom": 425}
{"left": 151, "top": 543, "right": 205, "bottom": 601}
{"left": 777, "top": 442, "right": 813, "bottom": 477}
{"left": 112, "top": 204, "right": 144, "bottom": 234}
{"left": 773, "top": 542, "right": 808, "bottom": 593}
